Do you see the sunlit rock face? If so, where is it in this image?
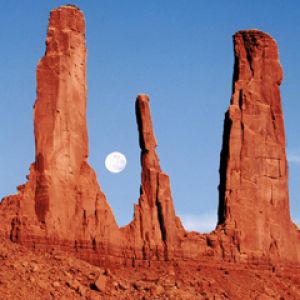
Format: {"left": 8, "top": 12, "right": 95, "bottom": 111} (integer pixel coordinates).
{"left": 33, "top": 5, "right": 121, "bottom": 246}
{"left": 0, "top": 6, "right": 299, "bottom": 269}
{"left": 0, "top": 5, "right": 121, "bottom": 254}
{"left": 218, "top": 30, "right": 300, "bottom": 261}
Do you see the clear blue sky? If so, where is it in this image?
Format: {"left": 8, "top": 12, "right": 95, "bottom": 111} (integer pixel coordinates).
{"left": 0, "top": 1, "right": 300, "bottom": 231}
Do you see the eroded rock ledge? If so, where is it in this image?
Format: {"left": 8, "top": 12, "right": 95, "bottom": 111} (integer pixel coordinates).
{"left": 0, "top": 6, "right": 299, "bottom": 267}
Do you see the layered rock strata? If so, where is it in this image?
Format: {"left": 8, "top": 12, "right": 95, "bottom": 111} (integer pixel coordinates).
{"left": 0, "top": 5, "right": 299, "bottom": 267}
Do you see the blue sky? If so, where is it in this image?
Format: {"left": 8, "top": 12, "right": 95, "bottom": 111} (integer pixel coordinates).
{"left": 0, "top": 1, "right": 300, "bottom": 230}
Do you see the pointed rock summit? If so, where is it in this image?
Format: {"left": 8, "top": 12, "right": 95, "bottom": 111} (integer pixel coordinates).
{"left": 122, "top": 95, "right": 183, "bottom": 261}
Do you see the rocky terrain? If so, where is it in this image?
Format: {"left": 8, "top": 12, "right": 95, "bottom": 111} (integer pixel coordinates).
{"left": 1, "top": 236, "right": 300, "bottom": 299}
{"left": 0, "top": 4, "right": 300, "bottom": 299}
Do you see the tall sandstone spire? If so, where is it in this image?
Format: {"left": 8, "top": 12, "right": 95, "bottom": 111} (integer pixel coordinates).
{"left": 122, "top": 95, "right": 183, "bottom": 261}
{"left": 0, "top": 5, "right": 120, "bottom": 249}
{"left": 33, "top": 5, "right": 121, "bottom": 242}
{"left": 218, "top": 30, "right": 300, "bottom": 261}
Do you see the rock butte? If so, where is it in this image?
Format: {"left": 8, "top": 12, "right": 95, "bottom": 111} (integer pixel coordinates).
{"left": 0, "top": 5, "right": 299, "bottom": 270}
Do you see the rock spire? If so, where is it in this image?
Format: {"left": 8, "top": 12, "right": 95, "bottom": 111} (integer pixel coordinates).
{"left": 218, "top": 30, "right": 300, "bottom": 261}
{"left": 122, "top": 95, "right": 183, "bottom": 261}
{"left": 0, "top": 5, "right": 120, "bottom": 249}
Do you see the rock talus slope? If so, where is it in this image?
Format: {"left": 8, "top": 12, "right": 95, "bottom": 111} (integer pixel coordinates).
{"left": 1, "top": 235, "right": 300, "bottom": 299}
{"left": 0, "top": 5, "right": 299, "bottom": 270}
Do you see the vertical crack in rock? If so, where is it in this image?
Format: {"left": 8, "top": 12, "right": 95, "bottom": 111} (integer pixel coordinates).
{"left": 218, "top": 111, "right": 231, "bottom": 225}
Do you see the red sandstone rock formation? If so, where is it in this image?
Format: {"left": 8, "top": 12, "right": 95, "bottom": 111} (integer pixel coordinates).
{"left": 0, "top": 4, "right": 299, "bottom": 269}
{"left": 0, "top": 5, "right": 121, "bottom": 251}
{"left": 218, "top": 30, "right": 300, "bottom": 262}
{"left": 0, "top": 5, "right": 183, "bottom": 265}
{"left": 122, "top": 95, "right": 184, "bottom": 261}
{"left": 34, "top": 5, "right": 120, "bottom": 242}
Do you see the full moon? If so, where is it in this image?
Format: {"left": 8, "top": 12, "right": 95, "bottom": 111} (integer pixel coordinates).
{"left": 105, "top": 152, "right": 127, "bottom": 173}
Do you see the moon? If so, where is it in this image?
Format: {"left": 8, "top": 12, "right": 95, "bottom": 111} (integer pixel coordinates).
{"left": 105, "top": 152, "right": 127, "bottom": 173}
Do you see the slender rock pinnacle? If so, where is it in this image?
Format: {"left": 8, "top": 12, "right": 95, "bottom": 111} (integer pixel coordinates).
{"left": 123, "top": 94, "right": 183, "bottom": 260}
